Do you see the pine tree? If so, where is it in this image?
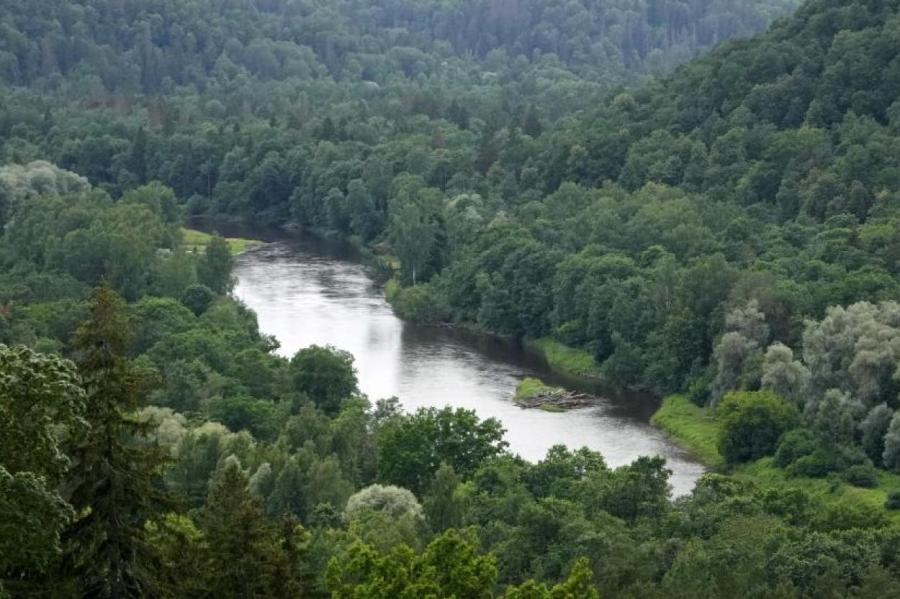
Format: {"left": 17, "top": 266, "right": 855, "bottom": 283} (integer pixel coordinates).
{"left": 56, "top": 283, "right": 173, "bottom": 598}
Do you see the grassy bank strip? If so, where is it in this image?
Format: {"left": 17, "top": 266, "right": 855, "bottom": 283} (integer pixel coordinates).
{"left": 181, "top": 228, "right": 264, "bottom": 255}
{"left": 651, "top": 395, "right": 723, "bottom": 468}
{"left": 526, "top": 337, "right": 603, "bottom": 380}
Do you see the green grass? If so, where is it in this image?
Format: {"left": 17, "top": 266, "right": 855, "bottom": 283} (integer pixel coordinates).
{"left": 526, "top": 337, "right": 603, "bottom": 379}
{"left": 734, "top": 458, "right": 900, "bottom": 525}
{"left": 651, "top": 395, "right": 723, "bottom": 468}
{"left": 515, "top": 377, "right": 564, "bottom": 401}
{"left": 181, "top": 228, "right": 263, "bottom": 255}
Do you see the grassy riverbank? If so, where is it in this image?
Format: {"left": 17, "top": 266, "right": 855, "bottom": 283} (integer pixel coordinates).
{"left": 651, "top": 395, "right": 723, "bottom": 468}
{"left": 526, "top": 337, "right": 604, "bottom": 380}
{"left": 652, "top": 395, "right": 900, "bottom": 522}
{"left": 181, "top": 228, "right": 264, "bottom": 255}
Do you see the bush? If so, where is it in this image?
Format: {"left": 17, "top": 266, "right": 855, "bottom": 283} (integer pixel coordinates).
{"left": 687, "top": 368, "right": 714, "bottom": 407}
{"left": 717, "top": 391, "right": 799, "bottom": 465}
{"left": 180, "top": 284, "right": 216, "bottom": 316}
{"left": 786, "top": 450, "right": 834, "bottom": 478}
{"left": 774, "top": 428, "right": 818, "bottom": 468}
{"left": 842, "top": 464, "right": 879, "bottom": 488}
{"left": 886, "top": 491, "right": 900, "bottom": 511}
{"left": 389, "top": 282, "right": 448, "bottom": 324}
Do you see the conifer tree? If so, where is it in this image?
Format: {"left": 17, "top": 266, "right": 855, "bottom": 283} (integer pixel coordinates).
{"left": 199, "top": 459, "right": 302, "bottom": 598}
{"left": 57, "top": 283, "right": 173, "bottom": 597}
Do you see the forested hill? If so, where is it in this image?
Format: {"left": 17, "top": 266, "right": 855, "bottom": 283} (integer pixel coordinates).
{"left": 557, "top": 0, "right": 900, "bottom": 188}
{"left": 0, "top": 0, "right": 796, "bottom": 90}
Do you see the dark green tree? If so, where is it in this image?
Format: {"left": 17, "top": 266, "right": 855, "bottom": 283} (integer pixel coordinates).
{"left": 199, "top": 459, "right": 302, "bottom": 598}
{"left": 289, "top": 345, "right": 358, "bottom": 416}
{"left": 56, "top": 284, "right": 173, "bottom": 597}
{"left": 718, "top": 391, "right": 799, "bottom": 465}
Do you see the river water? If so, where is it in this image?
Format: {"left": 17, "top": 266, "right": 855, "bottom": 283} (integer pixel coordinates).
{"left": 233, "top": 235, "right": 705, "bottom": 495}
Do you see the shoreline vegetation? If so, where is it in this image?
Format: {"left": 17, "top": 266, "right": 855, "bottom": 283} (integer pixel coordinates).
{"left": 195, "top": 222, "right": 900, "bottom": 523}
{"left": 524, "top": 337, "right": 604, "bottom": 381}
{"left": 653, "top": 395, "right": 900, "bottom": 523}
{"left": 651, "top": 395, "right": 723, "bottom": 468}
{"left": 181, "top": 227, "right": 265, "bottom": 256}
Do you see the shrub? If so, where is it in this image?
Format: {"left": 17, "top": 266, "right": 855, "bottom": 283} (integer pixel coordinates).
{"left": 842, "top": 464, "right": 879, "bottom": 488}
{"left": 786, "top": 450, "right": 834, "bottom": 478}
{"left": 180, "top": 283, "right": 216, "bottom": 316}
{"left": 774, "top": 428, "right": 818, "bottom": 468}
{"left": 390, "top": 282, "right": 448, "bottom": 323}
{"left": 687, "top": 368, "right": 714, "bottom": 406}
{"left": 885, "top": 491, "right": 900, "bottom": 511}
{"left": 717, "top": 391, "right": 799, "bottom": 465}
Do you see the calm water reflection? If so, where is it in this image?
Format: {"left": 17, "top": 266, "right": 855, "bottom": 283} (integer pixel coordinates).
{"left": 233, "top": 236, "right": 705, "bottom": 495}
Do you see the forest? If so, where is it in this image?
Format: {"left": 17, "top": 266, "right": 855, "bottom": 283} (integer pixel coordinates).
{"left": 3, "top": 0, "right": 900, "bottom": 596}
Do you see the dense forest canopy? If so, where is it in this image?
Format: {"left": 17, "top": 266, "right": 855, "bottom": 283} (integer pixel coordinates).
{"left": 0, "top": 0, "right": 796, "bottom": 88}
{"left": 4, "top": 0, "right": 900, "bottom": 596}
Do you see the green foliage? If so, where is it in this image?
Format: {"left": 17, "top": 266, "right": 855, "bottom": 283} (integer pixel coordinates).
{"left": 58, "top": 284, "right": 174, "bottom": 596}
{"left": 651, "top": 395, "right": 723, "bottom": 467}
{"left": 290, "top": 345, "right": 358, "bottom": 416}
{"left": 196, "top": 235, "right": 234, "bottom": 294}
{"left": 527, "top": 338, "right": 603, "bottom": 380}
{"left": 326, "top": 529, "right": 497, "bottom": 598}
{"left": 180, "top": 284, "right": 216, "bottom": 316}
{"left": 8, "top": 0, "right": 900, "bottom": 594}
{"left": 0, "top": 346, "right": 86, "bottom": 577}
{"left": 718, "top": 391, "right": 799, "bottom": 465}
{"left": 423, "top": 463, "right": 464, "bottom": 533}
{"left": 388, "top": 282, "right": 449, "bottom": 324}
{"left": 886, "top": 492, "right": 900, "bottom": 511}
{"left": 843, "top": 464, "right": 880, "bottom": 489}
{"left": 181, "top": 228, "right": 261, "bottom": 256}
{"left": 199, "top": 460, "right": 303, "bottom": 598}
{"left": 376, "top": 407, "right": 508, "bottom": 495}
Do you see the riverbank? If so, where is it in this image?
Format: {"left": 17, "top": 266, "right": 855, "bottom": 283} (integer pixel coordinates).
{"left": 182, "top": 227, "right": 264, "bottom": 255}
{"left": 651, "top": 395, "right": 723, "bottom": 468}
{"left": 651, "top": 395, "right": 900, "bottom": 522}
{"left": 524, "top": 337, "right": 604, "bottom": 381}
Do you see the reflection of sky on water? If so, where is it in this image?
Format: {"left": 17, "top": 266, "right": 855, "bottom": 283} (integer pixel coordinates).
{"left": 234, "top": 241, "right": 705, "bottom": 496}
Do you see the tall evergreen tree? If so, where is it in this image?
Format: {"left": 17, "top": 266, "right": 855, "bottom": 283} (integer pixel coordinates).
{"left": 199, "top": 459, "right": 302, "bottom": 598}
{"left": 57, "top": 283, "right": 173, "bottom": 597}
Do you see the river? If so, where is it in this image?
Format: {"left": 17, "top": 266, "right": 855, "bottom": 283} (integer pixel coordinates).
{"left": 232, "top": 234, "right": 705, "bottom": 495}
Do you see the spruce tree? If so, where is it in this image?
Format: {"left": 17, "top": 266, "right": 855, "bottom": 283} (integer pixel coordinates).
{"left": 199, "top": 459, "right": 302, "bottom": 598}
{"left": 57, "top": 283, "right": 173, "bottom": 597}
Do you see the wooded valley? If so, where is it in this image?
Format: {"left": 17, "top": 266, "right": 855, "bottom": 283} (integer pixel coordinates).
{"left": 3, "top": 0, "right": 900, "bottom": 596}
